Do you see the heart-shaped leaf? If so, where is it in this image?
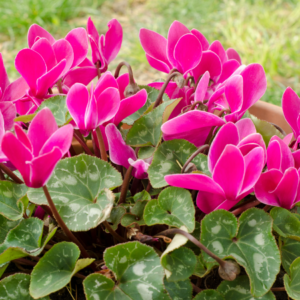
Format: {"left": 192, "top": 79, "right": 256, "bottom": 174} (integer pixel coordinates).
{"left": 27, "top": 154, "right": 122, "bottom": 231}
{"left": 284, "top": 257, "right": 300, "bottom": 299}
{"left": 164, "top": 278, "right": 192, "bottom": 300}
{"left": 0, "top": 215, "right": 20, "bottom": 243}
{"left": 30, "top": 241, "right": 94, "bottom": 298}
{"left": 201, "top": 208, "right": 280, "bottom": 297}
{"left": 105, "top": 206, "right": 126, "bottom": 232}
{"left": 250, "top": 114, "right": 284, "bottom": 146}
{"left": 0, "top": 273, "right": 50, "bottom": 300}
{"left": 121, "top": 200, "right": 148, "bottom": 227}
{"left": 133, "top": 190, "right": 151, "bottom": 202}
{"left": 217, "top": 275, "right": 275, "bottom": 299}
{"left": 122, "top": 85, "right": 170, "bottom": 125}
{"left": 144, "top": 187, "right": 195, "bottom": 232}
{"left": 126, "top": 100, "right": 177, "bottom": 147}
{"left": 0, "top": 181, "right": 27, "bottom": 220}
{"left": 0, "top": 217, "right": 56, "bottom": 265}
{"left": 83, "top": 241, "right": 169, "bottom": 299}
{"left": 148, "top": 139, "right": 210, "bottom": 188}
{"left": 280, "top": 237, "right": 300, "bottom": 274}
{"left": 270, "top": 207, "right": 300, "bottom": 240}
{"left": 138, "top": 146, "right": 155, "bottom": 159}
{"left": 194, "top": 290, "right": 224, "bottom": 300}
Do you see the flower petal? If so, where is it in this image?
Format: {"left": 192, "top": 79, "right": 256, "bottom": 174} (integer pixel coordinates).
{"left": 145, "top": 54, "right": 171, "bottom": 74}
{"left": 130, "top": 158, "right": 150, "bottom": 179}
{"left": 224, "top": 75, "right": 243, "bottom": 113}
{"left": 267, "top": 140, "right": 281, "bottom": 171}
{"left": 87, "top": 17, "right": 100, "bottom": 45}
{"left": 31, "top": 38, "right": 56, "bottom": 71}
{"left": 2, "top": 77, "right": 28, "bottom": 102}
{"left": 195, "top": 71, "right": 210, "bottom": 103}
{"left": 226, "top": 48, "right": 242, "bottom": 64}
{"left": 0, "top": 102, "right": 16, "bottom": 131}
{"left": 213, "top": 144, "right": 245, "bottom": 200}
{"left": 209, "top": 41, "right": 227, "bottom": 64}
{"left": 53, "top": 39, "right": 74, "bottom": 76}
{"left": 63, "top": 66, "right": 97, "bottom": 88}
{"left": 94, "top": 72, "right": 118, "bottom": 99}
{"left": 105, "top": 123, "right": 136, "bottom": 169}
{"left": 218, "top": 59, "right": 240, "bottom": 84}
{"left": 116, "top": 73, "right": 130, "bottom": 99}
{"left": 191, "top": 29, "right": 209, "bottom": 50}
{"left": 235, "top": 118, "right": 256, "bottom": 140}
{"left": 196, "top": 191, "right": 230, "bottom": 214}
{"left": 0, "top": 53, "right": 9, "bottom": 93}
{"left": 28, "top": 24, "right": 56, "bottom": 47}
{"left": 14, "top": 124, "right": 32, "bottom": 151}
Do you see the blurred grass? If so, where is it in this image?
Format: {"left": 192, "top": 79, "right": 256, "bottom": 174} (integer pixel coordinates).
{"left": 1, "top": 0, "right": 300, "bottom": 105}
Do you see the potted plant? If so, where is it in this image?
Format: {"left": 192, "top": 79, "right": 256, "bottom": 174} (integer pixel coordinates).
{"left": 0, "top": 17, "right": 298, "bottom": 300}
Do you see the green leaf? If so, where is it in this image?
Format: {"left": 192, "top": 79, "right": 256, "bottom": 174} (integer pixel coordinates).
{"left": 27, "top": 154, "right": 122, "bottom": 231}
{"left": 161, "top": 247, "right": 197, "bottom": 281}
{"left": 194, "top": 255, "right": 215, "bottom": 278}
{"left": 133, "top": 190, "right": 151, "bottom": 202}
{"left": 250, "top": 114, "right": 284, "bottom": 145}
{"left": 284, "top": 257, "right": 300, "bottom": 299}
{"left": 121, "top": 200, "right": 148, "bottom": 227}
{"left": 38, "top": 95, "right": 69, "bottom": 126}
{"left": 122, "top": 85, "right": 170, "bottom": 125}
{"left": 194, "top": 290, "right": 224, "bottom": 300}
{"left": 217, "top": 275, "right": 275, "bottom": 299}
{"left": 201, "top": 208, "right": 280, "bottom": 297}
{"left": 0, "top": 263, "right": 8, "bottom": 278}
{"left": 0, "top": 273, "right": 50, "bottom": 300}
{"left": 0, "top": 181, "right": 27, "bottom": 220}
{"left": 30, "top": 241, "right": 94, "bottom": 298}
{"left": 280, "top": 237, "right": 300, "bottom": 274}
{"left": 148, "top": 139, "right": 210, "bottom": 188}
{"left": 144, "top": 187, "right": 195, "bottom": 232}
{"left": 270, "top": 207, "right": 300, "bottom": 240}
{"left": 0, "top": 217, "right": 56, "bottom": 265}
{"left": 14, "top": 113, "right": 36, "bottom": 123}
{"left": 105, "top": 206, "right": 126, "bottom": 232}
{"left": 0, "top": 215, "right": 20, "bottom": 243}
{"left": 164, "top": 278, "right": 192, "bottom": 300}
{"left": 126, "top": 100, "right": 177, "bottom": 147}
{"left": 138, "top": 146, "right": 155, "bottom": 159}
{"left": 83, "top": 241, "right": 169, "bottom": 299}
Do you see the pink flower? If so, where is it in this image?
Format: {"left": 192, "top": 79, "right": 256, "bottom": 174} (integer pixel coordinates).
{"left": 1, "top": 108, "right": 73, "bottom": 188}
{"left": 255, "top": 136, "right": 300, "bottom": 209}
{"left": 165, "top": 144, "right": 264, "bottom": 214}
{"left": 87, "top": 18, "right": 123, "bottom": 72}
{"left": 139, "top": 21, "right": 203, "bottom": 75}
{"left": 0, "top": 111, "right": 8, "bottom": 162}
{"left": 106, "top": 124, "right": 150, "bottom": 179}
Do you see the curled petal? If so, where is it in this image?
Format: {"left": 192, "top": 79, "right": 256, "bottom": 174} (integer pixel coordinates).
{"left": 88, "top": 35, "right": 103, "bottom": 65}
{"left": 129, "top": 158, "right": 149, "bottom": 179}
{"left": 196, "top": 191, "right": 232, "bottom": 214}
{"left": 195, "top": 71, "right": 210, "bottom": 103}
{"left": 116, "top": 73, "right": 130, "bottom": 99}
{"left": 28, "top": 24, "right": 56, "bottom": 47}
{"left": 14, "top": 124, "right": 32, "bottom": 151}
{"left": 224, "top": 75, "right": 243, "bottom": 113}
{"left": 145, "top": 54, "right": 171, "bottom": 74}
{"left": 87, "top": 17, "right": 100, "bottom": 45}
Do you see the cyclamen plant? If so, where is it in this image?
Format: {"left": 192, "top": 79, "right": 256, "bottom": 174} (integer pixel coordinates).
{"left": 0, "top": 17, "right": 299, "bottom": 300}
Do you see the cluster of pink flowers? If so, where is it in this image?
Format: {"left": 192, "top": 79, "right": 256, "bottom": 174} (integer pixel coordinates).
{"left": 0, "top": 17, "right": 299, "bottom": 215}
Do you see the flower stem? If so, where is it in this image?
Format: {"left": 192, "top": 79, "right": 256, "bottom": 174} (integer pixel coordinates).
{"left": 0, "top": 163, "right": 23, "bottom": 184}
{"left": 118, "top": 165, "right": 133, "bottom": 204}
{"left": 181, "top": 144, "right": 209, "bottom": 173}
{"left": 96, "top": 61, "right": 101, "bottom": 79}
{"left": 57, "top": 79, "right": 63, "bottom": 94}
{"left": 42, "top": 185, "right": 97, "bottom": 271}
{"left": 103, "top": 220, "right": 127, "bottom": 243}
{"left": 95, "top": 127, "right": 107, "bottom": 161}
{"left": 153, "top": 72, "right": 183, "bottom": 109}
{"left": 231, "top": 200, "right": 260, "bottom": 216}
{"left": 271, "top": 287, "right": 285, "bottom": 292}
{"left": 73, "top": 132, "right": 94, "bottom": 156}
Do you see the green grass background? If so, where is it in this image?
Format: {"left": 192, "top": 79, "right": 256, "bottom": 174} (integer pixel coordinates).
{"left": 0, "top": 0, "right": 299, "bottom": 106}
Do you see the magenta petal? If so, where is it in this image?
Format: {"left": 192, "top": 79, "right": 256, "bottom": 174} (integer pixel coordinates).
{"left": 145, "top": 54, "right": 171, "bottom": 74}
{"left": 105, "top": 123, "right": 136, "bottom": 169}
{"left": 96, "top": 87, "right": 120, "bottom": 125}
{"left": 63, "top": 66, "right": 97, "bottom": 88}
{"left": 40, "top": 124, "right": 73, "bottom": 156}
{"left": 94, "top": 72, "right": 118, "bottom": 98}
{"left": 36, "top": 59, "right": 66, "bottom": 97}
{"left": 235, "top": 118, "right": 256, "bottom": 140}
{"left": 129, "top": 158, "right": 150, "bottom": 179}
{"left": 66, "top": 83, "right": 89, "bottom": 130}
{"left": 240, "top": 147, "right": 264, "bottom": 194}
{"left": 209, "top": 41, "right": 227, "bottom": 64}
{"left": 0, "top": 53, "right": 9, "bottom": 93}
{"left": 174, "top": 33, "right": 202, "bottom": 74}
{"left": 195, "top": 71, "right": 210, "bottom": 103}
{"left": 53, "top": 39, "right": 74, "bottom": 76}
{"left": 283, "top": 132, "right": 293, "bottom": 146}
{"left": 208, "top": 122, "right": 239, "bottom": 173}
{"left": 103, "top": 19, "right": 123, "bottom": 64}
{"left": 2, "top": 132, "right": 32, "bottom": 185}
{"left": 30, "top": 147, "right": 63, "bottom": 188}
{"left": 213, "top": 145, "right": 245, "bottom": 200}
{"left": 167, "top": 21, "right": 190, "bottom": 68}
{"left": 65, "top": 28, "right": 88, "bottom": 68}
{"left": 31, "top": 38, "right": 56, "bottom": 71}
{"left": 89, "top": 35, "right": 103, "bottom": 65}
{"left": 196, "top": 191, "right": 229, "bottom": 214}
{"left": 293, "top": 150, "right": 300, "bottom": 169}
{"left": 15, "top": 49, "right": 46, "bottom": 94}
{"left": 191, "top": 29, "right": 209, "bottom": 50}
{"left": 267, "top": 140, "right": 281, "bottom": 171}
{"left": 14, "top": 124, "right": 32, "bottom": 151}
{"left": 28, "top": 24, "right": 56, "bottom": 47}
{"left": 218, "top": 59, "right": 240, "bottom": 84}
{"left": 282, "top": 87, "right": 300, "bottom": 138}
{"left": 161, "top": 110, "right": 225, "bottom": 147}
{"left": 192, "top": 50, "right": 222, "bottom": 83}
{"left": 34, "top": 206, "right": 45, "bottom": 220}
{"left": 116, "top": 73, "right": 130, "bottom": 99}
{"left": 28, "top": 108, "right": 58, "bottom": 156}
{"left": 226, "top": 48, "right": 242, "bottom": 64}
{"left": 2, "top": 77, "right": 28, "bottom": 102}
{"left": 112, "top": 89, "right": 147, "bottom": 125}
{"left": 273, "top": 168, "right": 299, "bottom": 209}
{"left": 148, "top": 81, "right": 180, "bottom": 99}
{"left": 225, "top": 75, "right": 243, "bottom": 113}
{"left": 87, "top": 17, "right": 100, "bottom": 45}
{"left": 0, "top": 102, "right": 16, "bottom": 131}
{"left": 254, "top": 169, "right": 283, "bottom": 206}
